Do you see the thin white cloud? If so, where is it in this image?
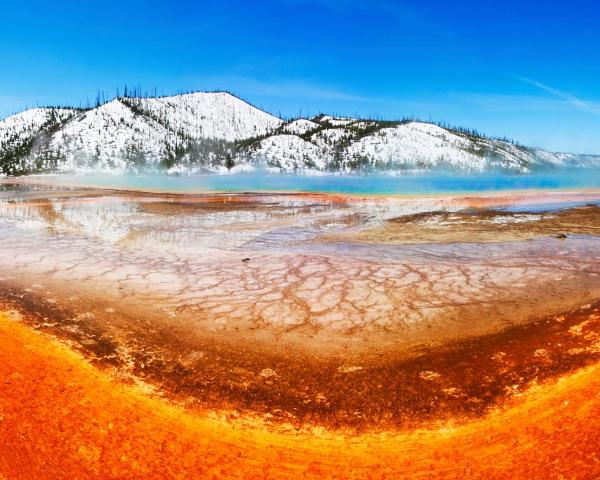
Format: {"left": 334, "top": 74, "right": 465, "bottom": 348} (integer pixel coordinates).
{"left": 450, "top": 92, "right": 589, "bottom": 113}
{"left": 515, "top": 76, "right": 600, "bottom": 115}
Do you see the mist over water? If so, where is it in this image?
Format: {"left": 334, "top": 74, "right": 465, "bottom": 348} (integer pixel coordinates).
{"left": 35, "top": 171, "right": 600, "bottom": 196}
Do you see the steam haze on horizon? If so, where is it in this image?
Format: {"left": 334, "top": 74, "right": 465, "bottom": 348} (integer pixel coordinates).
{"left": 1, "top": 0, "right": 599, "bottom": 154}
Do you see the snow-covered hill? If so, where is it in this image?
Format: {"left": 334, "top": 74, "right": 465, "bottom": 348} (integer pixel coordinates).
{"left": 1, "top": 91, "right": 599, "bottom": 175}
{"left": 48, "top": 99, "right": 173, "bottom": 171}
{"left": 132, "top": 92, "right": 283, "bottom": 141}
{"left": 0, "top": 108, "right": 79, "bottom": 175}
{"left": 246, "top": 134, "right": 327, "bottom": 171}
{"left": 239, "top": 118, "right": 600, "bottom": 174}
{"left": 282, "top": 119, "right": 319, "bottom": 135}
{"left": 345, "top": 122, "right": 486, "bottom": 171}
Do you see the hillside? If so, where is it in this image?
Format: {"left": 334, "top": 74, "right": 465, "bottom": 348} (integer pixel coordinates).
{"left": 1, "top": 91, "right": 599, "bottom": 175}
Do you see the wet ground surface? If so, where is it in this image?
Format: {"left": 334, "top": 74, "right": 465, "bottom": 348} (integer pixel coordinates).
{"left": 2, "top": 180, "right": 600, "bottom": 432}
{"left": 324, "top": 203, "right": 600, "bottom": 244}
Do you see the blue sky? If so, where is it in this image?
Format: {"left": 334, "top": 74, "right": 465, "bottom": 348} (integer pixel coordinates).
{"left": 1, "top": 0, "right": 600, "bottom": 153}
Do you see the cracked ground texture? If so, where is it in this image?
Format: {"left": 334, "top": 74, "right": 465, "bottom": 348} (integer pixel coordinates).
{"left": 2, "top": 180, "right": 600, "bottom": 478}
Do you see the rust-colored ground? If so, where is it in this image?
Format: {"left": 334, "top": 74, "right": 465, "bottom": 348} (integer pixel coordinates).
{"left": 1, "top": 311, "right": 600, "bottom": 479}
{"left": 2, "top": 183, "right": 600, "bottom": 478}
{"left": 3, "top": 282, "right": 600, "bottom": 432}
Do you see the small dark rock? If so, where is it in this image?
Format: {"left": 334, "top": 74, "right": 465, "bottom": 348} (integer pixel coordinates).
{"left": 241, "top": 258, "right": 251, "bottom": 263}
{"left": 556, "top": 233, "right": 567, "bottom": 239}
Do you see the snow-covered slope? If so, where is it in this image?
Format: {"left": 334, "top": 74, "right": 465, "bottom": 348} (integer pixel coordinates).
{"left": 0, "top": 92, "right": 284, "bottom": 174}
{"left": 282, "top": 119, "right": 319, "bottom": 135}
{"left": 311, "top": 128, "right": 353, "bottom": 151}
{"left": 43, "top": 93, "right": 284, "bottom": 171}
{"left": 246, "top": 134, "right": 328, "bottom": 171}
{"left": 1, "top": 92, "right": 600, "bottom": 175}
{"left": 131, "top": 92, "right": 283, "bottom": 141}
{"left": 48, "top": 99, "right": 173, "bottom": 171}
{"left": 0, "top": 108, "right": 73, "bottom": 143}
{"left": 344, "top": 122, "right": 487, "bottom": 172}
{"left": 0, "top": 108, "right": 78, "bottom": 175}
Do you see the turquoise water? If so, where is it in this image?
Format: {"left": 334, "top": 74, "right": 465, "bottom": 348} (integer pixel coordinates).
{"left": 27, "top": 172, "right": 600, "bottom": 195}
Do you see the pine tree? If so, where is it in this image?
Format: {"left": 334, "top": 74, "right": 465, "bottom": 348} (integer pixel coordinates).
{"left": 225, "top": 153, "right": 235, "bottom": 170}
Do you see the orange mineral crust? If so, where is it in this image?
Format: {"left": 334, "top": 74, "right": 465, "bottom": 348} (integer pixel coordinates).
{"left": 1, "top": 312, "right": 600, "bottom": 480}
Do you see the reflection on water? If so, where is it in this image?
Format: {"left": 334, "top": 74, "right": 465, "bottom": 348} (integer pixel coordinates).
{"left": 0, "top": 194, "right": 355, "bottom": 251}
{"left": 0, "top": 183, "right": 599, "bottom": 341}
{"left": 2, "top": 183, "right": 600, "bottom": 255}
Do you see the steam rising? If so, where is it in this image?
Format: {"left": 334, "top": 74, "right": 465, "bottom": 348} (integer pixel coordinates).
{"left": 30, "top": 170, "right": 600, "bottom": 196}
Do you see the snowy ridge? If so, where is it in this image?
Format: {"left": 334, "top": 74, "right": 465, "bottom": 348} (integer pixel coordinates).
{"left": 48, "top": 99, "right": 173, "bottom": 171}
{"left": 311, "top": 128, "right": 353, "bottom": 151}
{"left": 344, "top": 123, "right": 487, "bottom": 172}
{"left": 0, "top": 108, "right": 74, "bottom": 143}
{"left": 246, "top": 134, "right": 328, "bottom": 171}
{"left": 0, "top": 108, "right": 79, "bottom": 175}
{"left": 1, "top": 92, "right": 600, "bottom": 175}
{"left": 282, "top": 119, "right": 319, "bottom": 135}
{"left": 131, "top": 92, "right": 283, "bottom": 141}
